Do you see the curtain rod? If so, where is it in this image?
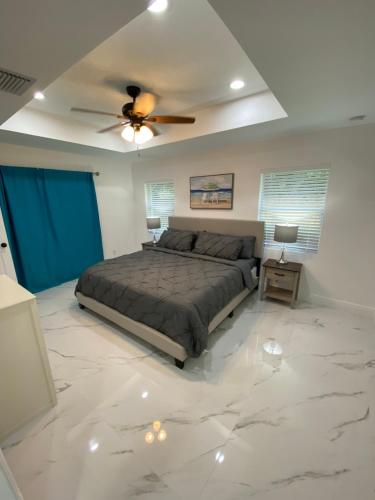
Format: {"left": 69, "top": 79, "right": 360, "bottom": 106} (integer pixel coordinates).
{"left": 59, "top": 170, "right": 100, "bottom": 176}
{"left": 0, "top": 165, "right": 100, "bottom": 175}
{"left": 61, "top": 170, "right": 100, "bottom": 176}
{"left": 34, "top": 167, "right": 100, "bottom": 176}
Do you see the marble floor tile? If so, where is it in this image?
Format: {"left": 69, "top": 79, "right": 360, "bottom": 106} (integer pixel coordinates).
{"left": 1, "top": 280, "right": 374, "bottom": 499}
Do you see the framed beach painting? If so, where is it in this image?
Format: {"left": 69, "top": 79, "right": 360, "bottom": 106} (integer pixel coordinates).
{"left": 190, "top": 173, "right": 234, "bottom": 210}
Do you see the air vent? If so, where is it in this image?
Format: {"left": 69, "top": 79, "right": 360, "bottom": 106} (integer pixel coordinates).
{"left": 0, "top": 67, "right": 36, "bottom": 96}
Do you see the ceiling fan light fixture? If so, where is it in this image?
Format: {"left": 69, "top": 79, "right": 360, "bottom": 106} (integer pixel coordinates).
{"left": 147, "top": 0, "right": 168, "bottom": 13}
{"left": 71, "top": 85, "right": 195, "bottom": 138}
{"left": 121, "top": 124, "right": 135, "bottom": 142}
{"left": 134, "top": 125, "right": 154, "bottom": 145}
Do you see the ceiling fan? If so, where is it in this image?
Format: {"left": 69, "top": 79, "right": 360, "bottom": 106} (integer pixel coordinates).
{"left": 71, "top": 85, "right": 196, "bottom": 145}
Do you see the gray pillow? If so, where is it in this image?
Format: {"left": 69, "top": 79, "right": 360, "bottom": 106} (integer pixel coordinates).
{"left": 240, "top": 235, "right": 256, "bottom": 259}
{"left": 192, "top": 231, "right": 243, "bottom": 260}
{"left": 158, "top": 229, "right": 195, "bottom": 252}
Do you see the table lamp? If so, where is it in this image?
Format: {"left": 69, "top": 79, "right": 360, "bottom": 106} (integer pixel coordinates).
{"left": 146, "top": 217, "right": 161, "bottom": 245}
{"left": 274, "top": 224, "right": 298, "bottom": 264}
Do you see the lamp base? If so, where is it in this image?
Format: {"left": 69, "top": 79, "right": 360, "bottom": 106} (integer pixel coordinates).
{"left": 278, "top": 247, "right": 288, "bottom": 265}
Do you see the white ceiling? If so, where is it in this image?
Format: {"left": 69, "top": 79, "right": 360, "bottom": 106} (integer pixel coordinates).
{"left": 1, "top": 0, "right": 374, "bottom": 159}
{"left": 30, "top": 0, "right": 268, "bottom": 118}
{"left": 0, "top": 0, "right": 286, "bottom": 152}
{"left": 0, "top": 0, "right": 147, "bottom": 124}
{"left": 209, "top": 0, "right": 375, "bottom": 133}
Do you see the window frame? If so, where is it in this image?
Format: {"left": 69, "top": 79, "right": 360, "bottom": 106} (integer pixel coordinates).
{"left": 144, "top": 180, "right": 175, "bottom": 235}
{"left": 258, "top": 166, "right": 330, "bottom": 254}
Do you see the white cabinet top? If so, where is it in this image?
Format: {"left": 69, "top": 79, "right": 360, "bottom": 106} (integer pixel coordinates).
{"left": 0, "top": 275, "right": 35, "bottom": 311}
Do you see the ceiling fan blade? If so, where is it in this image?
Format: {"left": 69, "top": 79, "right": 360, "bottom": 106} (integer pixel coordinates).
{"left": 97, "top": 121, "right": 129, "bottom": 133}
{"left": 144, "top": 123, "right": 160, "bottom": 137}
{"left": 71, "top": 107, "right": 123, "bottom": 119}
{"left": 146, "top": 115, "right": 195, "bottom": 124}
{"left": 133, "top": 92, "right": 157, "bottom": 116}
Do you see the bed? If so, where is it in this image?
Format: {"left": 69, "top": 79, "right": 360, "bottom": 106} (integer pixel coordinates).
{"left": 75, "top": 217, "right": 264, "bottom": 368}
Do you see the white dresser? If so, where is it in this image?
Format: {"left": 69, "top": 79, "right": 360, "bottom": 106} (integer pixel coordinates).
{"left": 0, "top": 275, "right": 56, "bottom": 442}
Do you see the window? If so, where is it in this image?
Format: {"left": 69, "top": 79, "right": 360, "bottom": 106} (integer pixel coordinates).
{"left": 145, "top": 181, "right": 175, "bottom": 234}
{"left": 258, "top": 168, "right": 329, "bottom": 253}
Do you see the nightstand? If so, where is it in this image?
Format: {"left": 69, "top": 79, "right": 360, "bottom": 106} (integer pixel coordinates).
{"left": 142, "top": 241, "right": 155, "bottom": 250}
{"left": 261, "top": 259, "right": 302, "bottom": 308}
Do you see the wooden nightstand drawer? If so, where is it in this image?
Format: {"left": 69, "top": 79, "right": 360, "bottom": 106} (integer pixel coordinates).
{"left": 266, "top": 268, "right": 295, "bottom": 286}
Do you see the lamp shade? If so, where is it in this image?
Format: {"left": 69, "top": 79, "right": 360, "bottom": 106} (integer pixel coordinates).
{"left": 121, "top": 125, "right": 135, "bottom": 142}
{"left": 135, "top": 125, "right": 154, "bottom": 145}
{"left": 274, "top": 224, "right": 298, "bottom": 243}
{"left": 146, "top": 217, "right": 161, "bottom": 230}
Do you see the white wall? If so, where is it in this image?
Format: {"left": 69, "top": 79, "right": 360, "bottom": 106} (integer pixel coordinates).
{"left": 1, "top": 124, "right": 374, "bottom": 311}
{"left": 0, "top": 142, "right": 137, "bottom": 259}
{"left": 132, "top": 124, "right": 375, "bottom": 312}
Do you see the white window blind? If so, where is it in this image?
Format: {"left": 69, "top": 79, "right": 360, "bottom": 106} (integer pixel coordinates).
{"left": 258, "top": 168, "right": 330, "bottom": 253}
{"left": 145, "top": 181, "right": 175, "bottom": 234}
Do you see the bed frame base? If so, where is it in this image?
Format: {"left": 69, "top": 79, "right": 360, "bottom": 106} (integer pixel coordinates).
{"left": 76, "top": 286, "right": 253, "bottom": 366}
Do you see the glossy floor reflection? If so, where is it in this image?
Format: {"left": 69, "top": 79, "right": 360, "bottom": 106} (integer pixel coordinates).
{"left": 2, "top": 281, "right": 375, "bottom": 499}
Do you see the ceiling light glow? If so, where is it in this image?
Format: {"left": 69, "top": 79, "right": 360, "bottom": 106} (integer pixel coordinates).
{"left": 157, "top": 429, "right": 167, "bottom": 442}
{"left": 148, "top": 0, "right": 168, "bottom": 13}
{"left": 33, "top": 91, "right": 45, "bottom": 100}
{"left": 141, "top": 391, "right": 149, "bottom": 399}
{"left": 230, "top": 80, "right": 245, "bottom": 90}
{"left": 122, "top": 124, "right": 153, "bottom": 145}
{"left": 263, "top": 340, "right": 283, "bottom": 356}
{"left": 153, "top": 421, "right": 161, "bottom": 432}
{"left": 134, "top": 125, "right": 154, "bottom": 145}
{"left": 145, "top": 432, "right": 155, "bottom": 444}
{"left": 88, "top": 439, "right": 99, "bottom": 453}
{"left": 121, "top": 125, "right": 135, "bottom": 142}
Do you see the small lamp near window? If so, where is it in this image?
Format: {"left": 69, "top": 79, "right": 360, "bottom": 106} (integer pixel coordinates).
{"left": 274, "top": 224, "right": 298, "bottom": 264}
{"left": 146, "top": 217, "right": 161, "bottom": 245}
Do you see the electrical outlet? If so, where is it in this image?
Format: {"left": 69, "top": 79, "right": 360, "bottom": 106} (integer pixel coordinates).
{"left": 113, "top": 250, "right": 117, "bottom": 256}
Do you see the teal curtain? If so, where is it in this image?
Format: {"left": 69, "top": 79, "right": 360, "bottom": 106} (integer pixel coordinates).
{"left": 0, "top": 166, "right": 103, "bottom": 293}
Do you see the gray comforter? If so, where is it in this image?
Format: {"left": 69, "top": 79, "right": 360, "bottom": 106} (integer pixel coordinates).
{"left": 75, "top": 247, "right": 256, "bottom": 357}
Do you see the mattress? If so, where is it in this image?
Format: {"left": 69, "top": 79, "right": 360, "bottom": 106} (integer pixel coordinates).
{"left": 75, "top": 247, "right": 256, "bottom": 357}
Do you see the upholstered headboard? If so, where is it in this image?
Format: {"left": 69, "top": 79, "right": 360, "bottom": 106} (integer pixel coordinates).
{"left": 168, "top": 216, "right": 264, "bottom": 258}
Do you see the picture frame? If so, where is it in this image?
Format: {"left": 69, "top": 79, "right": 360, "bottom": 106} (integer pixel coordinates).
{"left": 190, "top": 173, "right": 234, "bottom": 210}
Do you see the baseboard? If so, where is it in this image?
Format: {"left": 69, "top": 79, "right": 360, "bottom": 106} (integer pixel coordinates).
{"left": 0, "top": 401, "right": 55, "bottom": 445}
{"left": 311, "top": 293, "right": 375, "bottom": 318}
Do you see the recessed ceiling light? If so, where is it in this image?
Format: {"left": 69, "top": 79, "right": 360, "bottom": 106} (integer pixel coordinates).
{"left": 230, "top": 80, "right": 245, "bottom": 90}
{"left": 148, "top": 0, "right": 168, "bottom": 13}
{"left": 33, "top": 91, "right": 45, "bottom": 100}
